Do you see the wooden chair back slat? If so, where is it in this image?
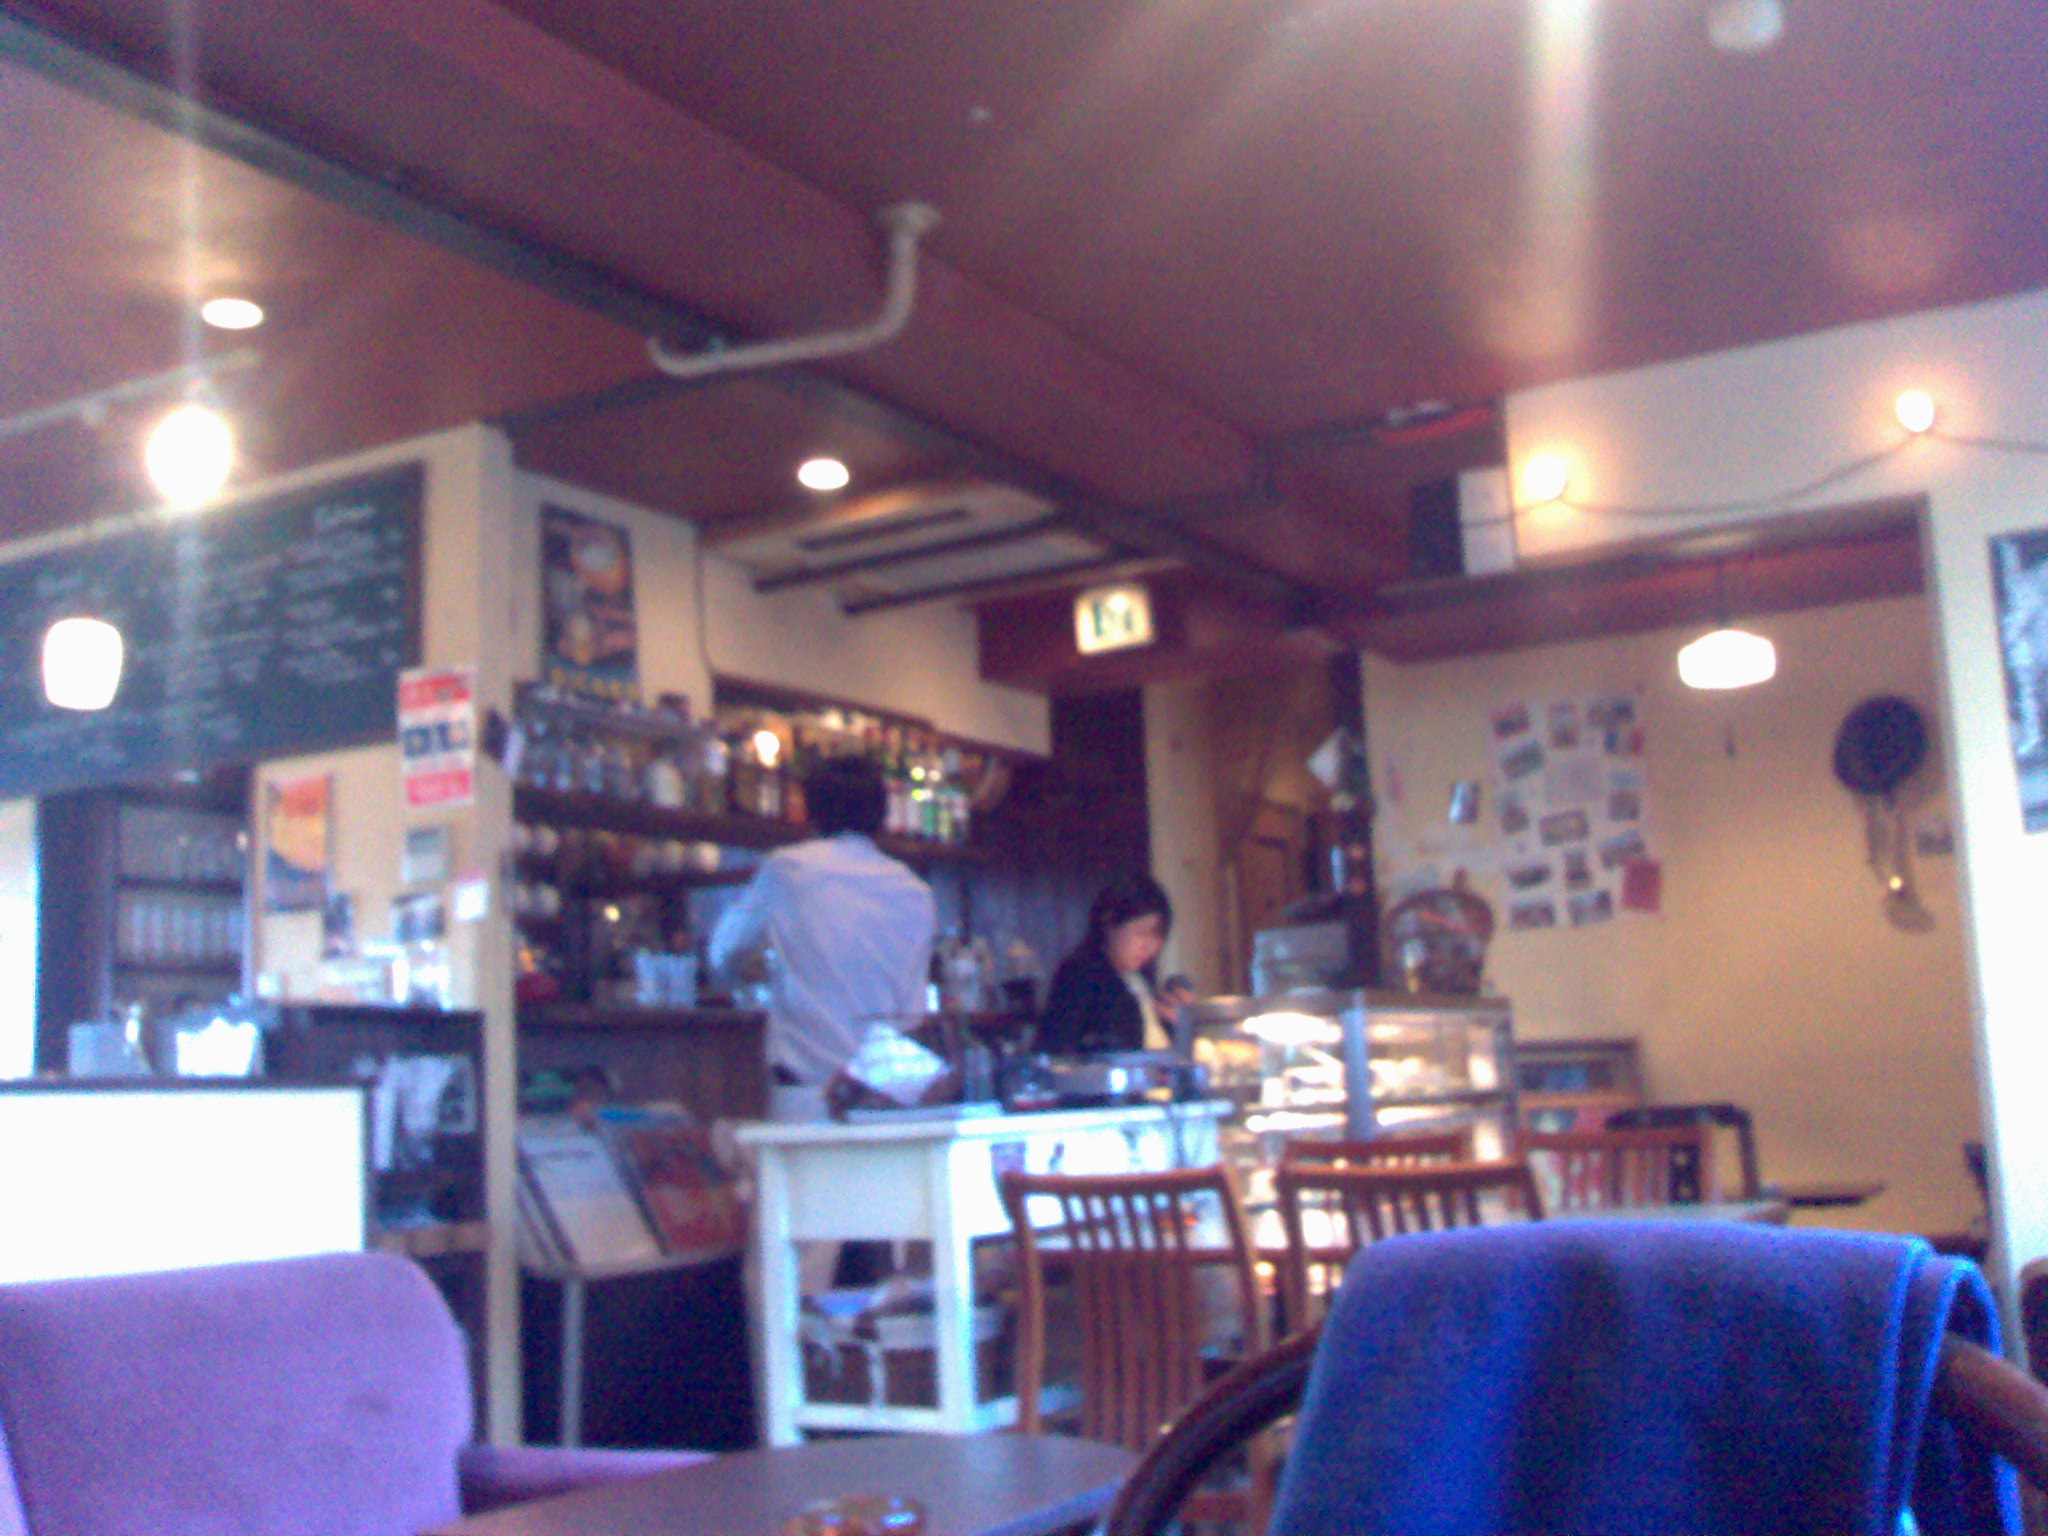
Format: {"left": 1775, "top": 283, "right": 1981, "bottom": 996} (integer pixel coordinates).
{"left": 1521, "top": 1126, "right": 1715, "bottom": 1213}
{"left": 1000, "top": 1164, "right": 1267, "bottom": 1457}
{"left": 1273, "top": 1158, "right": 1544, "bottom": 1326}
{"left": 1281, "top": 1130, "right": 1472, "bottom": 1169}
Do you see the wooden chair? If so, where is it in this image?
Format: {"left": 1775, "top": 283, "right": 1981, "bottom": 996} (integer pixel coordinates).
{"left": 1521, "top": 1124, "right": 1714, "bottom": 1212}
{"left": 1605, "top": 1101, "right": 1761, "bottom": 1199}
{"left": 1280, "top": 1128, "right": 1471, "bottom": 1167}
{"left": 1099, "top": 1323, "right": 2048, "bottom": 1536}
{"left": 1271, "top": 1158, "right": 1543, "bottom": 1328}
{"left": 999, "top": 1165, "right": 1272, "bottom": 1531}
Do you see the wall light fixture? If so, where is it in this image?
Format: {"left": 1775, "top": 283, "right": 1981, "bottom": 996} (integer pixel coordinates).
{"left": 42, "top": 617, "right": 125, "bottom": 711}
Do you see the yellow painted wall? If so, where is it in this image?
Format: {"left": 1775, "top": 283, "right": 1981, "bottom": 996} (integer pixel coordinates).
{"left": 1144, "top": 679, "right": 1225, "bottom": 995}
{"left": 1504, "top": 286, "right": 2048, "bottom": 1305}
{"left": 242, "top": 422, "right": 525, "bottom": 1437}
{"left": 1366, "top": 594, "right": 1981, "bottom": 1237}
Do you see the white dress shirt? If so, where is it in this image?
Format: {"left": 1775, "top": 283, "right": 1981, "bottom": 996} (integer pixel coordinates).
{"left": 708, "top": 833, "right": 938, "bottom": 1086}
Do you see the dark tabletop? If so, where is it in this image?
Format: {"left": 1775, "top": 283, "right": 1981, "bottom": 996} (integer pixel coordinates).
{"left": 423, "top": 1433, "right": 1140, "bottom": 1536}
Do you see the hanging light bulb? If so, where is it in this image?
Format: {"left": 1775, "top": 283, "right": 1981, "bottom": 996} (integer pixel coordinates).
{"left": 1677, "top": 626, "right": 1777, "bottom": 690}
{"left": 1519, "top": 453, "right": 1571, "bottom": 506}
{"left": 144, "top": 402, "right": 235, "bottom": 507}
{"left": 1894, "top": 390, "right": 1938, "bottom": 435}
{"left": 42, "top": 617, "right": 125, "bottom": 711}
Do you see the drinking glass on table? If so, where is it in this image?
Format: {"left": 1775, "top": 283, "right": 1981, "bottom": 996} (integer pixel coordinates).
{"left": 784, "top": 1494, "right": 924, "bottom": 1536}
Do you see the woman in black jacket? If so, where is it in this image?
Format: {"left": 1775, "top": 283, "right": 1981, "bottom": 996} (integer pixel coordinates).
{"left": 1036, "top": 873, "right": 1177, "bottom": 1056}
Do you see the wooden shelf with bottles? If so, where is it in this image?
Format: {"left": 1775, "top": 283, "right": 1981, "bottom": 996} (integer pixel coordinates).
{"left": 510, "top": 785, "right": 990, "bottom": 868}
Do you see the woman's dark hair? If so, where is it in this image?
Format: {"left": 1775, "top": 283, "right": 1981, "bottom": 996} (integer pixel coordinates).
{"left": 1085, "top": 872, "right": 1173, "bottom": 953}
{"left": 806, "top": 754, "right": 887, "bottom": 837}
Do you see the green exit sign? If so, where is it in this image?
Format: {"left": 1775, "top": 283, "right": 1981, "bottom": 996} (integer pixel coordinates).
{"left": 1074, "top": 582, "right": 1154, "bottom": 655}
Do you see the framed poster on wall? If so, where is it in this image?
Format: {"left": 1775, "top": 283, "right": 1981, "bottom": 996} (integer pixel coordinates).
{"left": 1989, "top": 527, "right": 2048, "bottom": 831}
{"left": 539, "top": 506, "right": 639, "bottom": 702}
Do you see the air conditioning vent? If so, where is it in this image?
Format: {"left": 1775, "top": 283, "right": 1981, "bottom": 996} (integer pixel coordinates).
{"left": 710, "top": 479, "right": 1122, "bottom": 612}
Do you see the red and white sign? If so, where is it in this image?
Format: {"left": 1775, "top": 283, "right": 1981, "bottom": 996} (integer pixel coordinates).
{"left": 398, "top": 666, "right": 476, "bottom": 809}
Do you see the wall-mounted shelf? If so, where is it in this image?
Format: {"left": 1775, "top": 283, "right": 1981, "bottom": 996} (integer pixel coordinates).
{"left": 513, "top": 786, "right": 988, "bottom": 867}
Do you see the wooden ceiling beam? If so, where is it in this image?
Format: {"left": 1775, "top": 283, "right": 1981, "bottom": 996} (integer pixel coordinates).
{"left": 1, "top": 0, "right": 1311, "bottom": 609}
{"left": 1326, "top": 502, "right": 1927, "bottom": 662}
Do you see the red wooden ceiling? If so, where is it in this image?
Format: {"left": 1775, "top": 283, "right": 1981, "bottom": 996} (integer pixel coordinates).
{"left": 1, "top": 0, "right": 2037, "bottom": 676}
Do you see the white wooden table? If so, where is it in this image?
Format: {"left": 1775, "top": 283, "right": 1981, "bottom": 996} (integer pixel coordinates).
{"left": 734, "top": 1100, "right": 1228, "bottom": 1445}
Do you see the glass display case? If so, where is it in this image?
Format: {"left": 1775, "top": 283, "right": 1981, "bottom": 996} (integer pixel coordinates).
{"left": 1185, "top": 989, "right": 1517, "bottom": 1209}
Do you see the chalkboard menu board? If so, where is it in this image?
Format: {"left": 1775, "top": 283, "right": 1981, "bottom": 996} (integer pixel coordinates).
{"left": 0, "top": 464, "right": 421, "bottom": 800}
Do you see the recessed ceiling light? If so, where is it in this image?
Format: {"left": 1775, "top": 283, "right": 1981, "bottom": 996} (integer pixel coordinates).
{"left": 797, "top": 457, "right": 850, "bottom": 492}
{"left": 200, "top": 297, "right": 265, "bottom": 331}
{"left": 1707, "top": 0, "right": 1784, "bottom": 54}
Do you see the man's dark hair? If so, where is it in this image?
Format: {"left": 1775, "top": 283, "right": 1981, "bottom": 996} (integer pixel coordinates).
{"left": 806, "top": 753, "right": 887, "bottom": 837}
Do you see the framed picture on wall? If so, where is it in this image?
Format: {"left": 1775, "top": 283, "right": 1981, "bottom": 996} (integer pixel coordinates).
{"left": 540, "top": 505, "right": 640, "bottom": 702}
{"left": 265, "top": 773, "right": 331, "bottom": 914}
{"left": 1988, "top": 527, "right": 2048, "bottom": 831}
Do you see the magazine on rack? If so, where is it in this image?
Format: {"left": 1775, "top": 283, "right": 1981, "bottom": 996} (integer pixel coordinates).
{"left": 593, "top": 1103, "right": 747, "bottom": 1257}
{"left": 515, "top": 1117, "right": 663, "bottom": 1271}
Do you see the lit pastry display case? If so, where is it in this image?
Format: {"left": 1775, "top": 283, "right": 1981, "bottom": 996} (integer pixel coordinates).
{"left": 1185, "top": 990, "right": 1518, "bottom": 1212}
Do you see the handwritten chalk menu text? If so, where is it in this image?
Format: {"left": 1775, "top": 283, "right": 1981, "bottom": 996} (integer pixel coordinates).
{"left": 0, "top": 464, "right": 422, "bottom": 799}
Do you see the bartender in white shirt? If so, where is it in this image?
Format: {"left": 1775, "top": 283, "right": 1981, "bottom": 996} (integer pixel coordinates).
{"left": 709, "top": 753, "right": 937, "bottom": 1122}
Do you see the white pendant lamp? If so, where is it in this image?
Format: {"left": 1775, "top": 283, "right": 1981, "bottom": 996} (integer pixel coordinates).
{"left": 1679, "top": 558, "right": 1776, "bottom": 690}
{"left": 1677, "top": 625, "right": 1776, "bottom": 690}
{"left": 42, "top": 617, "right": 125, "bottom": 711}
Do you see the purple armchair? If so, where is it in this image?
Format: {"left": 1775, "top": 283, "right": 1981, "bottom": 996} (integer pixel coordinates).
{"left": 0, "top": 1250, "right": 710, "bottom": 1536}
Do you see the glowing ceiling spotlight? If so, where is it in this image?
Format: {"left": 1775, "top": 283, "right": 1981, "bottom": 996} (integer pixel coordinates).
{"left": 199, "top": 296, "right": 265, "bottom": 331}
{"left": 144, "top": 402, "right": 235, "bottom": 507}
{"left": 796, "top": 457, "right": 850, "bottom": 492}
{"left": 1894, "top": 389, "right": 1938, "bottom": 435}
{"left": 1707, "top": 0, "right": 1784, "bottom": 53}
{"left": 42, "top": 616, "right": 125, "bottom": 711}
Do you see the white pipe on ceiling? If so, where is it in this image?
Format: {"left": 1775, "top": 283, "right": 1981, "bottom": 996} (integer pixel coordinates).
{"left": 646, "top": 202, "right": 940, "bottom": 382}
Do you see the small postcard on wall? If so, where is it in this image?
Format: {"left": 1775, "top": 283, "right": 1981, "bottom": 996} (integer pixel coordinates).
{"left": 398, "top": 667, "right": 476, "bottom": 810}
{"left": 265, "top": 773, "right": 331, "bottom": 914}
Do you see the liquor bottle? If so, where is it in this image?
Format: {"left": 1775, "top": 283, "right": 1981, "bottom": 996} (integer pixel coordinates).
{"left": 698, "top": 731, "right": 730, "bottom": 814}
{"left": 782, "top": 722, "right": 810, "bottom": 825}
{"left": 918, "top": 732, "right": 943, "bottom": 841}
{"left": 726, "top": 728, "right": 756, "bottom": 817}
{"left": 883, "top": 726, "right": 912, "bottom": 836}
{"left": 645, "top": 736, "right": 685, "bottom": 809}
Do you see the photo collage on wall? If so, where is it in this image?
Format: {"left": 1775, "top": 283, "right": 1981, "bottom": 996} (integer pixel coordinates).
{"left": 1489, "top": 691, "right": 1660, "bottom": 933}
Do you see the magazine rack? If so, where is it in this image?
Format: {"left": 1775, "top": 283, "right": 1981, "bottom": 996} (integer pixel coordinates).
{"left": 516, "top": 1108, "right": 748, "bottom": 1447}
{"left": 521, "top": 1245, "right": 745, "bottom": 1447}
